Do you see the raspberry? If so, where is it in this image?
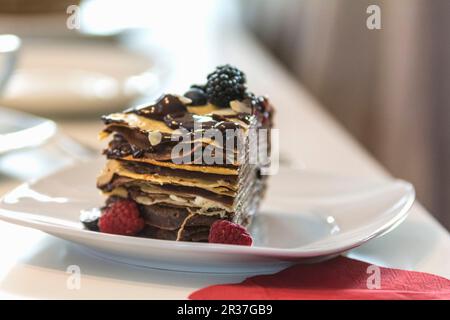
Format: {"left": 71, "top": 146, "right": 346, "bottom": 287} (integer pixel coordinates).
{"left": 98, "top": 199, "right": 145, "bottom": 236}
{"left": 208, "top": 220, "right": 253, "bottom": 246}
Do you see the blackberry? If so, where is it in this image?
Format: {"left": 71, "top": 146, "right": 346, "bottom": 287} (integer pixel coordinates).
{"left": 190, "top": 84, "right": 206, "bottom": 91}
{"left": 243, "top": 91, "right": 256, "bottom": 101}
{"left": 205, "top": 65, "right": 247, "bottom": 107}
{"left": 184, "top": 85, "right": 208, "bottom": 106}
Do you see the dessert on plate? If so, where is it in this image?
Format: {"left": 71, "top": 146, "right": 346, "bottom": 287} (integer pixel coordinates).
{"left": 81, "top": 65, "right": 274, "bottom": 245}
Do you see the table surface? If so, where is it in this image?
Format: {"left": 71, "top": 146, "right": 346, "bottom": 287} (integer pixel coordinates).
{"left": 0, "top": 25, "right": 449, "bottom": 299}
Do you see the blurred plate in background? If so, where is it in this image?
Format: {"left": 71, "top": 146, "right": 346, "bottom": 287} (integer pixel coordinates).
{"left": 0, "top": 40, "right": 164, "bottom": 116}
{"left": 0, "top": 106, "right": 57, "bottom": 154}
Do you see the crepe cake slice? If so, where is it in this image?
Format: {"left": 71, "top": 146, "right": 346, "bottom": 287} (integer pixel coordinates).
{"left": 87, "top": 65, "right": 274, "bottom": 242}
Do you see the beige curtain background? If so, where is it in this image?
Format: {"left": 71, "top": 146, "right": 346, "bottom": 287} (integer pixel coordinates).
{"left": 240, "top": 0, "right": 450, "bottom": 229}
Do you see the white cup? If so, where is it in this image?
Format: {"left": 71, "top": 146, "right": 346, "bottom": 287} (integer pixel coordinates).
{"left": 0, "top": 34, "right": 21, "bottom": 95}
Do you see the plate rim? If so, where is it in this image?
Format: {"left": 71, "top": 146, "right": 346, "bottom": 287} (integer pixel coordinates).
{"left": 0, "top": 167, "right": 415, "bottom": 259}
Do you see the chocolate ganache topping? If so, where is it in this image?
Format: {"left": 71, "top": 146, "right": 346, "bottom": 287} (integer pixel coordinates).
{"left": 163, "top": 113, "right": 242, "bottom": 132}
{"left": 122, "top": 89, "right": 247, "bottom": 133}
{"left": 129, "top": 94, "right": 187, "bottom": 120}
{"left": 163, "top": 113, "right": 216, "bottom": 131}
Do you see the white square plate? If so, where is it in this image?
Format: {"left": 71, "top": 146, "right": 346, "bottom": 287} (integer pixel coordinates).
{"left": 0, "top": 158, "right": 415, "bottom": 273}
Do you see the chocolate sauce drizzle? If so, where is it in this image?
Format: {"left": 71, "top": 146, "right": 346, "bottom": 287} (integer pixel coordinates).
{"left": 129, "top": 94, "right": 187, "bottom": 120}
{"left": 163, "top": 113, "right": 216, "bottom": 131}
{"left": 125, "top": 94, "right": 245, "bottom": 133}
{"left": 163, "top": 113, "right": 242, "bottom": 132}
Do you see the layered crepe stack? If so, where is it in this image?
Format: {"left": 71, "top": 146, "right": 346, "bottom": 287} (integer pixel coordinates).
{"left": 96, "top": 73, "right": 273, "bottom": 242}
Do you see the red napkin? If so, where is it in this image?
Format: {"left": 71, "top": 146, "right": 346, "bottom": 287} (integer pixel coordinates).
{"left": 189, "top": 256, "right": 450, "bottom": 300}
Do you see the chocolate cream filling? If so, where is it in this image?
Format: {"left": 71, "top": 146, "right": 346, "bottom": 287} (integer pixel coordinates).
{"left": 138, "top": 203, "right": 228, "bottom": 231}
{"left": 100, "top": 175, "right": 235, "bottom": 207}
{"left": 137, "top": 203, "right": 226, "bottom": 242}
{"left": 97, "top": 160, "right": 237, "bottom": 196}
{"left": 138, "top": 225, "right": 211, "bottom": 242}
{"left": 103, "top": 130, "right": 243, "bottom": 166}
{"left": 119, "top": 159, "right": 238, "bottom": 185}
